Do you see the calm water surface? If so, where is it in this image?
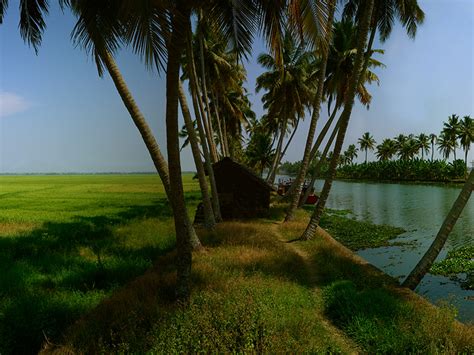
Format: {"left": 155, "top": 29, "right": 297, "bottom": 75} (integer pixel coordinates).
{"left": 312, "top": 179, "right": 474, "bottom": 323}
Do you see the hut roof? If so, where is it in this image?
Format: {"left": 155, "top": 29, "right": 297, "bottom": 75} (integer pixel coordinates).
{"left": 213, "top": 157, "right": 275, "bottom": 191}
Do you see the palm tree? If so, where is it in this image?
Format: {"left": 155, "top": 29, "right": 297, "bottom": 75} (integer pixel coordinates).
{"left": 343, "top": 0, "right": 424, "bottom": 89}
{"left": 443, "top": 114, "right": 461, "bottom": 160}
{"left": 376, "top": 138, "right": 396, "bottom": 161}
{"left": 429, "top": 133, "right": 437, "bottom": 161}
{"left": 398, "top": 138, "right": 419, "bottom": 160}
{"left": 284, "top": 0, "right": 336, "bottom": 222}
{"left": 324, "top": 20, "right": 385, "bottom": 114}
{"left": 458, "top": 115, "right": 473, "bottom": 168}
{"left": 178, "top": 82, "right": 215, "bottom": 230}
{"left": 256, "top": 31, "right": 315, "bottom": 185}
{"left": 245, "top": 125, "right": 275, "bottom": 177}
{"left": 62, "top": 0, "right": 331, "bottom": 300}
{"left": 403, "top": 169, "right": 473, "bottom": 290}
{"left": 358, "top": 132, "right": 376, "bottom": 163}
{"left": 345, "top": 144, "right": 358, "bottom": 164}
{"left": 301, "top": 0, "right": 375, "bottom": 240}
{"left": 416, "top": 133, "right": 430, "bottom": 160}
{"left": 437, "top": 132, "right": 455, "bottom": 161}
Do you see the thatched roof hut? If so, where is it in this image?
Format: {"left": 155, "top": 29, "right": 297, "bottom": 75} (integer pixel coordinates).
{"left": 195, "top": 158, "right": 274, "bottom": 222}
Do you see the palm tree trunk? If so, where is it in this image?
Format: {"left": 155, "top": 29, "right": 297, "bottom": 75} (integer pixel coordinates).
{"left": 301, "top": 0, "right": 375, "bottom": 241}
{"left": 285, "top": 0, "right": 336, "bottom": 222}
{"left": 465, "top": 149, "right": 469, "bottom": 169}
{"left": 166, "top": 9, "right": 194, "bottom": 299}
{"left": 198, "top": 17, "right": 219, "bottom": 163}
{"left": 267, "top": 121, "right": 287, "bottom": 185}
{"left": 101, "top": 51, "right": 201, "bottom": 250}
{"left": 365, "top": 149, "right": 368, "bottom": 163}
{"left": 431, "top": 142, "right": 434, "bottom": 161}
{"left": 282, "top": 107, "right": 338, "bottom": 201}
{"left": 211, "top": 90, "right": 227, "bottom": 157}
{"left": 222, "top": 114, "right": 230, "bottom": 158}
{"left": 280, "top": 117, "right": 300, "bottom": 161}
{"left": 186, "top": 22, "right": 222, "bottom": 222}
{"left": 299, "top": 117, "right": 340, "bottom": 207}
{"left": 179, "top": 82, "right": 215, "bottom": 231}
{"left": 402, "top": 169, "right": 473, "bottom": 290}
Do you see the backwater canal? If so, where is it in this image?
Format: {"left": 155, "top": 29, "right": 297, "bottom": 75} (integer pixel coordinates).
{"left": 311, "top": 179, "right": 473, "bottom": 322}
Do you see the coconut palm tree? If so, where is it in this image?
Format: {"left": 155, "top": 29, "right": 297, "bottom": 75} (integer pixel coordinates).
{"left": 324, "top": 20, "right": 385, "bottom": 114}
{"left": 403, "top": 169, "right": 473, "bottom": 290}
{"left": 429, "top": 133, "right": 437, "bottom": 161}
{"left": 301, "top": 0, "right": 375, "bottom": 240}
{"left": 458, "top": 115, "right": 473, "bottom": 168}
{"left": 443, "top": 114, "right": 461, "bottom": 160}
{"left": 284, "top": 15, "right": 384, "bottom": 218}
{"left": 416, "top": 133, "right": 430, "bottom": 160}
{"left": 398, "top": 137, "right": 419, "bottom": 160}
{"left": 245, "top": 124, "right": 275, "bottom": 177}
{"left": 256, "top": 31, "right": 315, "bottom": 185}
{"left": 358, "top": 132, "right": 376, "bottom": 163}
{"left": 283, "top": 0, "right": 337, "bottom": 222}
{"left": 343, "top": 0, "right": 424, "bottom": 88}
{"left": 437, "top": 132, "right": 455, "bottom": 161}
{"left": 376, "top": 138, "right": 396, "bottom": 161}
{"left": 345, "top": 144, "right": 358, "bottom": 164}
{"left": 0, "top": 0, "right": 49, "bottom": 52}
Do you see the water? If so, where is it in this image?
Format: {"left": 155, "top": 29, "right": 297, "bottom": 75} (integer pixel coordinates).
{"left": 312, "top": 179, "right": 474, "bottom": 323}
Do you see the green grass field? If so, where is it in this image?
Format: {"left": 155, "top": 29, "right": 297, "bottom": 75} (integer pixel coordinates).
{"left": 1, "top": 175, "right": 472, "bottom": 354}
{"left": 0, "top": 174, "right": 198, "bottom": 354}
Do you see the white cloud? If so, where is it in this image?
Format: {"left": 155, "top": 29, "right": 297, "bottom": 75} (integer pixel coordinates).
{"left": 0, "top": 92, "right": 30, "bottom": 118}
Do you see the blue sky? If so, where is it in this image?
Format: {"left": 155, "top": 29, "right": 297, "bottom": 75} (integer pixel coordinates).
{"left": 0, "top": 0, "right": 472, "bottom": 173}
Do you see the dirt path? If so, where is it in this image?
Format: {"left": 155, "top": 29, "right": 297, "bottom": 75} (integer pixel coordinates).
{"left": 270, "top": 223, "right": 360, "bottom": 354}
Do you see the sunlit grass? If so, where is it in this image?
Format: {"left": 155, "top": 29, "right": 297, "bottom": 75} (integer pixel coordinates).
{"left": 0, "top": 174, "right": 198, "bottom": 354}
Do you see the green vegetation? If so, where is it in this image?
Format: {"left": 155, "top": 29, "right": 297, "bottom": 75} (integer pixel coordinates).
{"left": 337, "top": 159, "right": 466, "bottom": 182}
{"left": 0, "top": 174, "right": 200, "bottom": 354}
{"left": 0, "top": 176, "right": 472, "bottom": 353}
{"left": 431, "top": 246, "right": 474, "bottom": 290}
{"left": 318, "top": 209, "right": 406, "bottom": 250}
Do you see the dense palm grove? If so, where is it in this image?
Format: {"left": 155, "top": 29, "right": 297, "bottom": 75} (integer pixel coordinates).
{"left": 283, "top": 114, "right": 473, "bottom": 181}
{"left": 1, "top": 0, "right": 472, "bottom": 326}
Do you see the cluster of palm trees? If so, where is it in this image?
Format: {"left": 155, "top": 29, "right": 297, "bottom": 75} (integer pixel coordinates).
{"left": 4, "top": 0, "right": 470, "bottom": 298}
{"left": 341, "top": 115, "right": 473, "bottom": 167}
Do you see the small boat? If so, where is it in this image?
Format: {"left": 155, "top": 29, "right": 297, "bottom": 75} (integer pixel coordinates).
{"left": 277, "top": 178, "right": 319, "bottom": 205}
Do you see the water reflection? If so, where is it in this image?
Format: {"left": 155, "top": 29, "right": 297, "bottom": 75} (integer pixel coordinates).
{"left": 313, "top": 179, "right": 474, "bottom": 322}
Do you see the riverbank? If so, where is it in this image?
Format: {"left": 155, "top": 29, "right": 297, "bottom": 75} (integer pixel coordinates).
{"left": 44, "top": 205, "right": 473, "bottom": 353}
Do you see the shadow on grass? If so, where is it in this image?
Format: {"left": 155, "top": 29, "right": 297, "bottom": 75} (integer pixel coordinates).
{"left": 0, "top": 195, "right": 193, "bottom": 354}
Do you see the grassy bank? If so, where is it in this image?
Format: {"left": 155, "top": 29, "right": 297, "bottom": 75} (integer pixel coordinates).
{"left": 48, "top": 207, "right": 472, "bottom": 353}
{"left": 1, "top": 175, "right": 472, "bottom": 353}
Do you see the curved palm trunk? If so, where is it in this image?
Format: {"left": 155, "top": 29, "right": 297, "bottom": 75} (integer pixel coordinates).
{"left": 101, "top": 51, "right": 201, "bottom": 251}
{"left": 280, "top": 117, "right": 300, "bottom": 161}
{"left": 465, "top": 148, "right": 469, "bottom": 168}
{"left": 402, "top": 169, "right": 473, "bottom": 290}
{"left": 301, "top": 0, "right": 375, "bottom": 241}
{"left": 299, "top": 117, "right": 340, "bottom": 207}
{"left": 186, "top": 23, "right": 222, "bottom": 222}
{"left": 178, "top": 82, "right": 215, "bottom": 231}
{"left": 267, "top": 121, "right": 287, "bottom": 185}
{"left": 283, "top": 106, "right": 338, "bottom": 201}
{"left": 285, "top": 1, "right": 336, "bottom": 222}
